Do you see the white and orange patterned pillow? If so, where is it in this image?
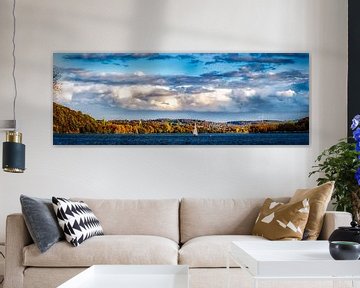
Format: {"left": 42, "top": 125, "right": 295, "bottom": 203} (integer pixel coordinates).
{"left": 290, "top": 181, "right": 334, "bottom": 240}
{"left": 252, "top": 198, "right": 310, "bottom": 240}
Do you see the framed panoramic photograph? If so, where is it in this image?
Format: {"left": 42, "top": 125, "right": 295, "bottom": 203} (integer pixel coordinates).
{"left": 53, "top": 53, "right": 309, "bottom": 145}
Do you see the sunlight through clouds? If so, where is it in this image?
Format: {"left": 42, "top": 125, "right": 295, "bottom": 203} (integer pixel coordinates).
{"left": 53, "top": 53, "right": 309, "bottom": 121}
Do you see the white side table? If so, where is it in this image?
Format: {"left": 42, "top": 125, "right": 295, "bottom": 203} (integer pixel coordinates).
{"left": 228, "top": 240, "right": 360, "bottom": 288}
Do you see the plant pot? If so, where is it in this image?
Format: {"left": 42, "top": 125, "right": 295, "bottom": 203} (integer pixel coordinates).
{"left": 329, "top": 221, "right": 360, "bottom": 244}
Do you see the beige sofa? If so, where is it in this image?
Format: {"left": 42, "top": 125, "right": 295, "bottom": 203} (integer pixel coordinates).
{"left": 4, "top": 198, "right": 352, "bottom": 288}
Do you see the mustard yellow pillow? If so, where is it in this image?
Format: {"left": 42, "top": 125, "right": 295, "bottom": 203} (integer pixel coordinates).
{"left": 289, "top": 181, "right": 334, "bottom": 240}
{"left": 252, "top": 198, "right": 310, "bottom": 240}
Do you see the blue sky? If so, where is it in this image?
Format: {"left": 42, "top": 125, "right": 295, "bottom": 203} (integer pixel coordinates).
{"left": 53, "top": 53, "right": 309, "bottom": 122}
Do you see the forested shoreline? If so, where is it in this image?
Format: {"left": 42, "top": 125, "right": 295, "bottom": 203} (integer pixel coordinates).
{"left": 53, "top": 102, "right": 309, "bottom": 134}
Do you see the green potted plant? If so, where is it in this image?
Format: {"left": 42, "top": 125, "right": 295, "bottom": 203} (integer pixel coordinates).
{"left": 309, "top": 115, "right": 360, "bottom": 222}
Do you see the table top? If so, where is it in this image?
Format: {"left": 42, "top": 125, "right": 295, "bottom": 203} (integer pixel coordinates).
{"left": 231, "top": 240, "right": 360, "bottom": 278}
{"left": 58, "top": 265, "right": 189, "bottom": 288}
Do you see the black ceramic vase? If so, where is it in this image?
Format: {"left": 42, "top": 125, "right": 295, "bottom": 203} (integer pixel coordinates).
{"left": 329, "top": 241, "right": 360, "bottom": 260}
{"left": 328, "top": 221, "right": 360, "bottom": 244}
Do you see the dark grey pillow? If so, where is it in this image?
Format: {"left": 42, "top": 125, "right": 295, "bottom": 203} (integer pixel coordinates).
{"left": 20, "top": 195, "right": 64, "bottom": 253}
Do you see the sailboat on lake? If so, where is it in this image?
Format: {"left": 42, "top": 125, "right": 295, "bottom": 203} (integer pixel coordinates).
{"left": 193, "top": 123, "right": 198, "bottom": 136}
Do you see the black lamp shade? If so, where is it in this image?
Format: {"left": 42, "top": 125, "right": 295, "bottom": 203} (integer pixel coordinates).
{"left": 2, "top": 141, "right": 25, "bottom": 173}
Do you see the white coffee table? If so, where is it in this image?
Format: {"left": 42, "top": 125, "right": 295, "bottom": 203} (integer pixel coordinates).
{"left": 228, "top": 241, "right": 360, "bottom": 288}
{"left": 58, "top": 265, "right": 189, "bottom": 288}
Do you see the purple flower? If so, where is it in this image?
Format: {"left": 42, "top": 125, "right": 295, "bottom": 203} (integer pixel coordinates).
{"left": 354, "top": 128, "right": 360, "bottom": 142}
{"left": 356, "top": 168, "right": 360, "bottom": 186}
{"left": 357, "top": 142, "right": 360, "bottom": 152}
{"left": 352, "top": 115, "right": 360, "bottom": 130}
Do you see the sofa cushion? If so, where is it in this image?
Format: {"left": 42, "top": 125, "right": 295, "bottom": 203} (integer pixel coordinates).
{"left": 252, "top": 198, "right": 310, "bottom": 240}
{"left": 179, "top": 235, "right": 267, "bottom": 268}
{"left": 23, "top": 235, "right": 179, "bottom": 267}
{"left": 290, "top": 181, "right": 334, "bottom": 240}
{"left": 72, "top": 198, "right": 179, "bottom": 243}
{"left": 180, "top": 198, "right": 289, "bottom": 243}
{"left": 52, "top": 197, "right": 104, "bottom": 247}
{"left": 20, "top": 195, "right": 64, "bottom": 253}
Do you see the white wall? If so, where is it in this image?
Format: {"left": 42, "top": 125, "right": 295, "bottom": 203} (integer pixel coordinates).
{"left": 0, "top": 0, "right": 347, "bottom": 242}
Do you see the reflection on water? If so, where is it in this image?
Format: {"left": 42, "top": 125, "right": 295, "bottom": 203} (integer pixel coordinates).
{"left": 53, "top": 132, "right": 309, "bottom": 145}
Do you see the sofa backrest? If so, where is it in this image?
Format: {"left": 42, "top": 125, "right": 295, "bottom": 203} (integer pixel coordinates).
{"left": 180, "top": 197, "right": 289, "bottom": 243}
{"left": 73, "top": 198, "right": 180, "bottom": 243}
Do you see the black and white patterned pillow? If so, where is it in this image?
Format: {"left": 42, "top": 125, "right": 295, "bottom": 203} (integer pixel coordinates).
{"left": 52, "top": 197, "right": 104, "bottom": 247}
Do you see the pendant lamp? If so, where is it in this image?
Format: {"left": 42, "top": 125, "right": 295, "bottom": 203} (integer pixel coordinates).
{"left": 1, "top": 0, "right": 26, "bottom": 173}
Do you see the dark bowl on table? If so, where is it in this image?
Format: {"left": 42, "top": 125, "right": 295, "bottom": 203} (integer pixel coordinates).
{"left": 329, "top": 241, "right": 360, "bottom": 260}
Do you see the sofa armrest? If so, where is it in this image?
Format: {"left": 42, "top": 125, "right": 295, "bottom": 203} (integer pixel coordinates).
{"left": 4, "top": 213, "right": 33, "bottom": 288}
{"left": 318, "top": 211, "right": 352, "bottom": 240}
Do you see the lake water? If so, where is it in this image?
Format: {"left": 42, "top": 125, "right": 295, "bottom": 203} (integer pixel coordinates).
{"left": 53, "top": 132, "right": 309, "bottom": 145}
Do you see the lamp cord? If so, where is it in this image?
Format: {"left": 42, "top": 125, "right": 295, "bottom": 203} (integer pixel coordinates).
{"left": 0, "top": 251, "right": 3, "bottom": 284}
{"left": 12, "top": 0, "right": 18, "bottom": 128}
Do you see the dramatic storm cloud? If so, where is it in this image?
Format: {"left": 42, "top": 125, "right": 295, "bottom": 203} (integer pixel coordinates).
{"left": 53, "top": 53, "right": 309, "bottom": 121}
